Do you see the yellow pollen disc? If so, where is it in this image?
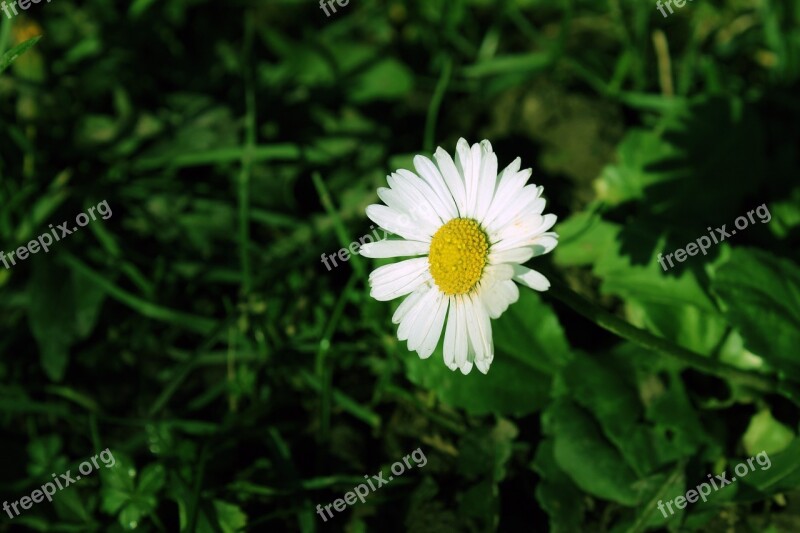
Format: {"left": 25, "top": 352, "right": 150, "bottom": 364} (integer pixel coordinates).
{"left": 428, "top": 218, "right": 489, "bottom": 296}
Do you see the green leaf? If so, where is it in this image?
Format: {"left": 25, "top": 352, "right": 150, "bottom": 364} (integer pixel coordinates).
{"left": 119, "top": 502, "right": 147, "bottom": 530}
{"left": 768, "top": 188, "right": 800, "bottom": 239}
{"left": 213, "top": 500, "right": 248, "bottom": 533}
{"left": 457, "top": 419, "right": 518, "bottom": 483}
{"left": 27, "top": 258, "right": 108, "bottom": 381}
{"left": 739, "top": 439, "right": 800, "bottom": 494}
{"left": 461, "top": 52, "right": 552, "bottom": 78}
{"left": 557, "top": 211, "right": 730, "bottom": 354}
{"left": 100, "top": 455, "right": 164, "bottom": 529}
{"left": 137, "top": 463, "right": 166, "bottom": 494}
{"left": 0, "top": 35, "right": 42, "bottom": 75}
{"left": 596, "top": 129, "right": 678, "bottom": 205}
{"left": 100, "top": 453, "right": 136, "bottom": 514}
{"left": 742, "top": 410, "right": 795, "bottom": 456}
{"left": 52, "top": 486, "right": 92, "bottom": 523}
{"left": 72, "top": 267, "right": 107, "bottom": 339}
{"left": 27, "top": 435, "right": 66, "bottom": 478}
{"left": 28, "top": 260, "right": 76, "bottom": 381}
{"left": 712, "top": 248, "right": 800, "bottom": 380}
{"left": 557, "top": 350, "right": 712, "bottom": 476}
{"left": 532, "top": 439, "right": 586, "bottom": 533}
{"left": 542, "top": 399, "right": 641, "bottom": 506}
{"left": 348, "top": 58, "right": 414, "bottom": 103}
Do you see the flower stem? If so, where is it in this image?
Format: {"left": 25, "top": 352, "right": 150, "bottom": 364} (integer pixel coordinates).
{"left": 547, "top": 282, "right": 781, "bottom": 394}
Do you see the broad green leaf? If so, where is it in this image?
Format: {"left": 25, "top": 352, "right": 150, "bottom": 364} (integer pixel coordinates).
{"left": 553, "top": 210, "right": 617, "bottom": 267}
{"left": 52, "top": 486, "right": 92, "bottom": 523}
{"left": 768, "top": 188, "right": 800, "bottom": 239}
{"left": 27, "top": 435, "right": 66, "bottom": 478}
{"left": 27, "top": 259, "right": 108, "bottom": 380}
{"left": 28, "top": 260, "right": 76, "bottom": 381}
{"left": 137, "top": 463, "right": 166, "bottom": 494}
{"left": 742, "top": 410, "right": 795, "bottom": 456}
{"left": 213, "top": 500, "right": 248, "bottom": 533}
{"left": 458, "top": 479, "right": 498, "bottom": 530}
{"left": 532, "top": 439, "right": 585, "bottom": 533}
{"left": 739, "top": 439, "right": 800, "bottom": 494}
{"left": 712, "top": 248, "right": 800, "bottom": 380}
{"left": 557, "top": 211, "right": 730, "bottom": 354}
{"left": 457, "top": 419, "right": 518, "bottom": 483}
{"left": 558, "top": 353, "right": 660, "bottom": 475}
{"left": 598, "top": 98, "right": 764, "bottom": 223}
{"left": 348, "top": 58, "right": 414, "bottom": 103}
{"left": 596, "top": 129, "right": 678, "bottom": 205}
{"left": 542, "top": 399, "right": 641, "bottom": 506}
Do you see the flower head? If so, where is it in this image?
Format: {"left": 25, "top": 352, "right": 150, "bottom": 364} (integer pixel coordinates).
{"left": 360, "top": 139, "right": 558, "bottom": 374}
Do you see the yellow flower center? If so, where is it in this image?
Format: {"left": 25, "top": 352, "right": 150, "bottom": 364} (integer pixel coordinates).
{"left": 428, "top": 218, "right": 488, "bottom": 295}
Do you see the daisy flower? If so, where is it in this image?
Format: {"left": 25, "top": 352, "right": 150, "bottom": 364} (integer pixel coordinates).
{"left": 359, "top": 138, "right": 558, "bottom": 374}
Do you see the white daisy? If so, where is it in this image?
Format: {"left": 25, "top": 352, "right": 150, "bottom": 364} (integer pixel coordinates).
{"left": 359, "top": 138, "right": 558, "bottom": 374}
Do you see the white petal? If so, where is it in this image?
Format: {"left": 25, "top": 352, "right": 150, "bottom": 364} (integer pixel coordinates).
{"left": 529, "top": 197, "right": 546, "bottom": 215}
{"left": 389, "top": 171, "right": 444, "bottom": 227}
{"left": 482, "top": 279, "right": 520, "bottom": 318}
{"left": 366, "top": 204, "right": 434, "bottom": 242}
{"left": 463, "top": 142, "right": 482, "bottom": 218}
{"left": 399, "top": 285, "right": 438, "bottom": 342}
{"left": 473, "top": 294, "right": 494, "bottom": 370}
{"left": 454, "top": 139, "right": 473, "bottom": 215}
{"left": 434, "top": 146, "right": 467, "bottom": 217}
{"left": 396, "top": 170, "right": 453, "bottom": 225}
{"left": 474, "top": 141, "right": 497, "bottom": 222}
{"left": 443, "top": 296, "right": 459, "bottom": 370}
{"left": 483, "top": 263, "right": 514, "bottom": 285}
{"left": 499, "top": 279, "right": 520, "bottom": 306}
{"left": 466, "top": 293, "right": 492, "bottom": 362}
{"left": 462, "top": 296, "right": 481, "bottom": 360}
{"left": 369, "top": 258, "right": 431, "bottom": 301}
{"left": 377, "top": 187, "right": 413, "bottom": 217}
{"left": 460, "top": 327, "right": 478, "bottom": 375}
{"left": 392, "top": 284, "right": 429, "bottom": 324}
{"left": 370, "top": 257, "right": 428, "bottom": 283}
{"left": 413, "top": 155, "right": 459, "bottom": 220}
{"left": 492, "top": 214, "right": 558, "bottom": 252}
{"left": 359, "top": 239, "right": 429, "bottom": 258}
{"left": 512, "top": 265, "right": 551, "bottom": 291}
{"left": 482, "top": 286, "right": 507, "bottom": 319}
{"left": 487, "top": 185, "right": 542, "bottom": 237}
{"left": 483, "top": 162, "right": 529, "bottom": 229}
{"left": 412, "top": 291, "right": 449, "bottom": 358}
{"left": 488, "top": 247, "right": 535, "bottom": 265}
{"left": 475, "top": 354, "right": 492, "bottom": 374}
{"left": 530, "top": 233, "right": 559, "bottom": 257}
{"left": 454, "top": 295, "right": 469, "bottom": 370}
{"left": 455, "top": 138, "right": 471, "bottom": 182}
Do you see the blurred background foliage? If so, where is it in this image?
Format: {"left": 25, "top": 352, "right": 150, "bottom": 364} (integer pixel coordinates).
{"left": 1, "top": 0, "right": 799, "bottom": 531}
